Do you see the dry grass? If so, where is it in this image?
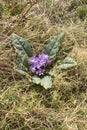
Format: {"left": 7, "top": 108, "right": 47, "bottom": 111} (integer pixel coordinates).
{"left": 0, "top": 0, "right": 87, "bottom": 130}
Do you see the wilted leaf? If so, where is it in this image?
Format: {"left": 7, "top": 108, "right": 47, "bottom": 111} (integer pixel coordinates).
{"left": 41, "top": 76, "right": 52, "bottom": 89}
{"left": 58, "top": 57, "right": 77, "bottom": 69}
{"left": 43, "top": 33, "right": 64, "bottom": 59}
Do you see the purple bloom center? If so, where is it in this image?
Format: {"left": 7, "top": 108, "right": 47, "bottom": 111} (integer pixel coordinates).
{"left": 29, "top": 54, "right": 51, "bottom": 76}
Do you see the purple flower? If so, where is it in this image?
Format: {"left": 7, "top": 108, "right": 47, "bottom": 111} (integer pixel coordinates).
{"left": 30, "top": 66, "right": 36, "bottom": 73}
{"left": 36, "top": 68, "right": 45, "bottom": 76}
{"left": 29, "top": 53, "right": 51, "bottom": 76}
{"left": 38, "top": 54, "right": 51, "bottom": 66}
{"left": 29, "top": 56, "right": 38, "bottom": 67}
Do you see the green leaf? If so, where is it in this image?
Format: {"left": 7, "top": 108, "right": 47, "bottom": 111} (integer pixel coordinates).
{"left": 13, "top": 55, "right": 29, "bottom": 75}
{"left": 14, "top": 65, "right": 28, "bottom": 75}
{"left": 41, "top": 76, "right": 52, "bottom": 89}
{"left": 32, "top": 76, "right": 52, "bottom": 89}
{"left": 32, "top": 76, "right": 41, "bottom": 85}
{"left": 58, "top": 57, "right": 77, "bottom": 70}
{"left": 11, "top": 34, "right": 32, "bottom": 75}
{"left": 43, "top": 33, "right": 64, "bottom": 59}
{"left": 12, "top": 33, "right": 32, "bottom": 57}
{"left": 5, "top": 124, "right": 10, "bottom": 130}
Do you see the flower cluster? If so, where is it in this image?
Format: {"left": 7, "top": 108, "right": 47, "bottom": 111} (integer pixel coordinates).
{"left": 29, "top": 54, "right": 51, "bottom": 76}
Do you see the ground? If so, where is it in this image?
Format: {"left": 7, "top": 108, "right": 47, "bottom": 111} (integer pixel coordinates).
{"left": 0, "top": 0, "right": 87, "bottom": 130}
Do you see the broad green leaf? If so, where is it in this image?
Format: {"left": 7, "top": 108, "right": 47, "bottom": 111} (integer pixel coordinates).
{"left": 12, "top": 33, "right": 32, "bottom": 57}
{"left": 41, "top": 76, "right": 52, "bottom": 89}
{"left": 32, "top": 76, "right": 41, "bottom": 85}
{"left": 14, "top": 65, "right": 28, "bottom": 75}
{"left": 32, "top": 76, "right": 52, "bottom": 89}
{"left": 12, "top": 34, "right": 32, "bottom": 75}
{"left": 58, "top": 57, "right": 77, "bottom": 69}
{"left": 14, "top": 56, "right": 29, "bottom": 75}
{"left": 43, "top": 33, "right": 64, "bottom": 59}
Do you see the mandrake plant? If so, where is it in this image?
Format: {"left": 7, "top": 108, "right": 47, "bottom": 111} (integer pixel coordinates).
{"left": 11, "top": 33, "right": 77, "bottom": 89}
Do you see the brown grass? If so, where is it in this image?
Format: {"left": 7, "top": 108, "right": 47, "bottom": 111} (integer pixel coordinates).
{"left": 0, "top": 0, "right": 87, "bottom": 130}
